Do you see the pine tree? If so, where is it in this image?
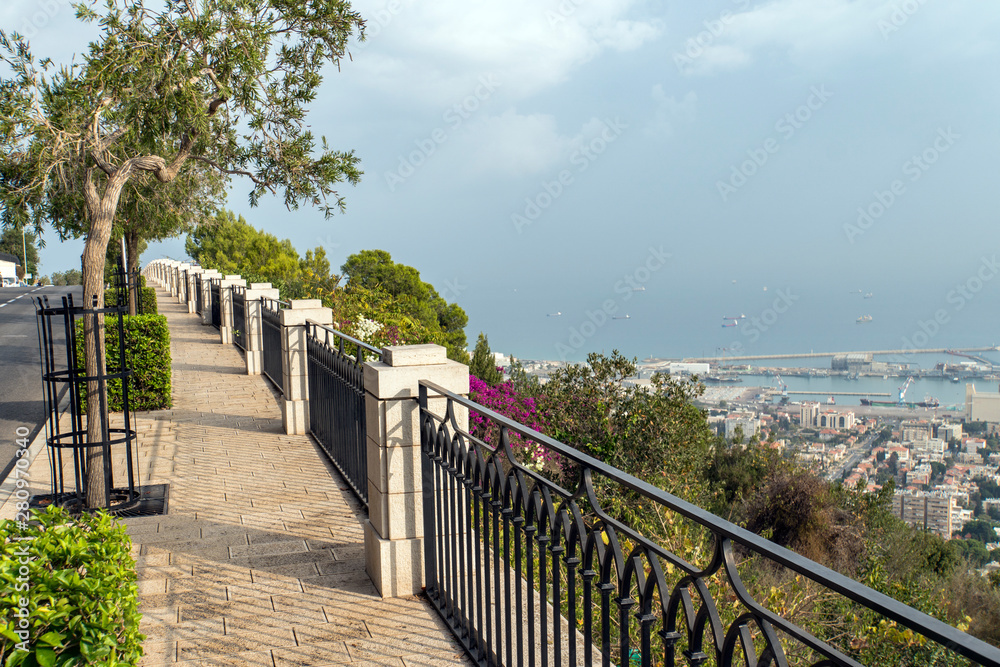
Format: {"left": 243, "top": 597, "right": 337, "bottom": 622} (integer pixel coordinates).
{"left": 470, "top": 333, "right": 503, "bottom": 386}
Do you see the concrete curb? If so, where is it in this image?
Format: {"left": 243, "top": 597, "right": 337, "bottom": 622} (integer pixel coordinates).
{"left": 0, "top": 422, "right": 49, "bottom": 521}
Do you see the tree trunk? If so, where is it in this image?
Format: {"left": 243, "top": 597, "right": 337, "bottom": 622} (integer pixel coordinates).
{"left": 82, "top": 167, "right": 132, "bottom": 509}
{"left": 125, "top": 229, "right": 140, "bottom": 316}
{"left": 82, "top": 212, "right": 114, "bottom": 509}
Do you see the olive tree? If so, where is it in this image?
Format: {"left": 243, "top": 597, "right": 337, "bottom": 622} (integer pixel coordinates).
{"left": 0, "top": 0, "right": 364, "bottom": 506}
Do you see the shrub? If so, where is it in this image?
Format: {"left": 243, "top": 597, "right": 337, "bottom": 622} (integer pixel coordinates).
{"left": 75, "top": 314, "right": 172, "bottom": 412}
{"left": 0, "top": 506, "right": 144, "bottom": 665}
{"left": 103, "top": 286, "right": 157, "bottom": 315}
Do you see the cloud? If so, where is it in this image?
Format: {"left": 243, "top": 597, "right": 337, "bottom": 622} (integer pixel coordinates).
{"left": 455, "top": 110, "right": 572, "bottom": 177}
{"left": 646, "top": 87, "right": 697, "bottom": 138}
{"left": 674, "top": 0, "right": 994, "bottom": 76}
{"left": 346, "top": 0, "right": 662, "bottom": 105}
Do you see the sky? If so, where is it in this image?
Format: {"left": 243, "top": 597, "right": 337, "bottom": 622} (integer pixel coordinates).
{"left": 4, "top": 0, "right": 1000, "bottom": 362}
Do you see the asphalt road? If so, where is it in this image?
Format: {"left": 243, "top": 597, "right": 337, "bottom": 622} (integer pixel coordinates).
{"left": 0, "top": 285, "right": 82, "bottom": 484}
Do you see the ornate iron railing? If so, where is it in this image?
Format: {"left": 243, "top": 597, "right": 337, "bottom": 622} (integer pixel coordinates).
{"left": 210, "top": 279, "right": 221, "bottom": 329}
{"left": 232, "top": 286, "right": 246, "bottom": 351}
{"left": 418, "top": 380, "right": 1000, "bottom": 667}
{"left": 305, "top": 321, "right": 382, "bottom": 508}
{"left": 195, "top": 274, "right": 203, "bottom": 315}
{"left": 261, "top": 296, "right": 287, "bottom": 394}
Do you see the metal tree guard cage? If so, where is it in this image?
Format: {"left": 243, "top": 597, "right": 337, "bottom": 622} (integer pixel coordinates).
{"left": 33, "top": 293, "right": 158, "bottom": 515}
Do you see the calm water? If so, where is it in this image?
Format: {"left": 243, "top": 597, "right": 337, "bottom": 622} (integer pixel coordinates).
{"left": 737, "top": 374, "right": 993, "bottom": 410}
{"left": 477, "top": 276, "right": 1000, "bottom": 366}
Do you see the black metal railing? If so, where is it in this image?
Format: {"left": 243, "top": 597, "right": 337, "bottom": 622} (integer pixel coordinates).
{"left": 210, "top": 279, "right": 221, "bottom": 329}
{"left": 33, "top": 293, "right": 142, "bottom": 513}
{"left": 305, "top": 321, "right": 382, "bottom": 508}
{"left": 261, "top": 296, "right": 287, "bottom": 393}
{"left": 418, "top": 380, "right": 1000, "bottom": 667}
{"left": 232, "top": 286, "right": 246, "bottom": 351}
{"left": 195, "top": 274, "right": 203, "bottom": 315}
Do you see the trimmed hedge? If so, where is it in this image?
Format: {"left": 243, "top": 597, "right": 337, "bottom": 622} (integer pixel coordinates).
{"left": 103, "top": 286, "right": 157, "bottom": 315}
{"left": 0, "top": 506, "right": 144, "bottom": 665}
{"left": 75, "top": 314, "right": 172, "bottom": 412}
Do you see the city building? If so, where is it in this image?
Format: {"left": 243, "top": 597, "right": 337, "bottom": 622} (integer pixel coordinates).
{"left": 966, "top": 384, "right": 1000, "bottom": 424}
{"left": 831, "top": 354, "right": 887, "bottom": 373}
{"left": 725, "top": 413, "right": 760, "bottom": 443}
{"left": 910, "top": 438, "right": 947, "bottom": 457}
{"left": 937, "top": 422, "right": 963, "bottom": 443}
{"left": 667, "top": 362, "right": 710, "bottom": 376}
{"left": 0, "top": 252, "right": 20, "bottom": 284}
{"left": 799, "top": 401, "right": 819, "bottom": 427}
{"left": 893, "top": 491, "right": 956, "bottom": 538}
{"left": 817, "top": 411, "right": 855, "bottom": 430}
{"left": 901, "top": 420, "right": 933, "bottom": 442}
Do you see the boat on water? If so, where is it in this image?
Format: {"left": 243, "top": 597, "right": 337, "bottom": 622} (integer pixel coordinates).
{"left": 826, "top": 396, "right": 836, "bottom": 405}
{"left": 721, "top": 320, "right": 738, "bottom": 328}
{"left": 859, "top": 377, "right": 938, "bottom": 408}
{"left": 860, "top": 397, "right": 941, "bottom": 408}
{"left": 704, "top": 375, "right": 743, "bottom": 384}
{"left": 864, "top": 292, "right": 873, "bottom": 299}
{"left": 723, "top": 314, "right": 747, "bottom": 320}
{"left": 547, "top": 311, "right": 562, "bottom": 317}
{"left": 612, "top": 314, "right": 631, "bottom": 320}
{"left": 856, "top": 315, "right": 873, "bottom": 323}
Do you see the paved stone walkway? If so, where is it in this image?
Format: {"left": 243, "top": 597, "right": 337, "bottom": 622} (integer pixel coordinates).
{"left": 127, "top": 287, "right": 470, "bottom": 666}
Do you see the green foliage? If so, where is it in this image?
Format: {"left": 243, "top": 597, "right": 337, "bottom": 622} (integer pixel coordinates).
{"left": 104, "top": 287, "right": 158, "bottom": 316}
{"left": 186, "top": 211, "right": 304, "bottom": 282}
{"left": 469, "top": 333, "right": 502, "bottom": 386}
{"left": 0, "top": 506, "right": 144, "bottom": 665}
{"left": 0, "top": 0, "right": 364, "bottom": 231}
{"left": 538, "top": 351, "right": 715, "bottom": 503}
{"left": 341, "top": 250, "right": 468, "bottom": 362}
{"left": 0, "top": 227, "right": 38, "bottom": 277}
{"left": 75, "top": 315, "right": 172, "bottom": 412}
{"left": 48, "top": 270, "right": 81, "bottom": 286}
{"left": 961, "top": 519, "right": 999, "bottom": 544}
{"left": 707, "top": 438, "right": 787, "bottom": 520}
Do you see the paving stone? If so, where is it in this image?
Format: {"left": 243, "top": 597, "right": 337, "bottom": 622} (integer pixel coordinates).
{"left": 177, "top": 632, "right": 296, "bottom": 661}
{"left": 272, "top": 641, "right": 352, "bottom": 667}
{"left": 174, "top": 650, "right": 276, "bottom": 667}
{"left": 292, "top": 619, "right": 370, "bottom": 644}
{"left": 124, "top": 290, "right": 469, "bottom": 667}
{"left": 229, "top": 540, "right": 308, "bottom": 558}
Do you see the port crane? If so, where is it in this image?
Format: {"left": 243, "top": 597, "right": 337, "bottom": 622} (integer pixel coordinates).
{"left": 774, "top": 374, "right": 789, "bottom": 404}
{"left": 897, "top": 376, "right": 914, "bottom": 404}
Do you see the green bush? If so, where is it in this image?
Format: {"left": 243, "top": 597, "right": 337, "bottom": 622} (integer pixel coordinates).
{"left": 75, "top": 314, "right": 172, "bottom": 412}
{"left": 0, "top": 506, "right": 144, "bottom": 665}
{"left": 103, "top": 286, "right": 157, "bottom": 315}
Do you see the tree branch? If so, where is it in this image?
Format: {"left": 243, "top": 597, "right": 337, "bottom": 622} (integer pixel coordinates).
{"left": 188, "top": 154, "right": 273, "bottom": 191}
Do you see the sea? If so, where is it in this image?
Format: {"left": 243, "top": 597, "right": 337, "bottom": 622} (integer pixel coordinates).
{"left": 471, "top": 276, "right": 1000, "bottom": 407}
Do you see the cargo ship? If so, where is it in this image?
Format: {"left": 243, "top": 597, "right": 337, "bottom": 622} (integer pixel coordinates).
{"left": 859, "top": 377, "right": 938, "bottom": 408}
{"left": 860, "top": 397, "right": 940, "bottom": 408}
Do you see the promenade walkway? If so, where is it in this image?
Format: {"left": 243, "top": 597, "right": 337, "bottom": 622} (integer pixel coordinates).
{"left": 103, "top": 288, "right": 468, "bottom": 666}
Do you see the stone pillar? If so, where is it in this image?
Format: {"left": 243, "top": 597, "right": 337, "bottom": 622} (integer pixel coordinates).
{"left": 279, "top": 300, "right": 333, "bottom": 435}
{"left": 167, "top": 261, "right": 180, "bottom": 297}
{"left": 363, "top": 344, "right": 469, "bottom": 598}
{"left": 218, "top": 275, "right": 245, "bottom": 344}
{"left": 200, "top": 270, "right": 221, "bottom": 326}
{"left": 244, "top": 283, "right": 280, "bottom": 375}
{"left": 176, "top": 263, "right": 191, "bottom": 304}
{"left": 187, "top": 267, "right": 204, "bottom": 314}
